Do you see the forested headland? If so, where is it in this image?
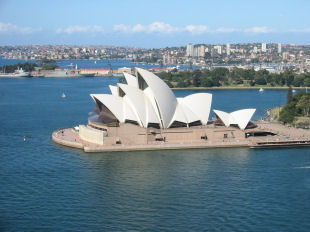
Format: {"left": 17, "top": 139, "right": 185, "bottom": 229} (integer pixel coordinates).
{"left": 157, "top": 68, "right": 310, "bottom": 88}
{"left": 278, "top": 88, "right": 310, "bottom": 127}
{"left": 0, "top": 59, "right": 58, "bottom": 73}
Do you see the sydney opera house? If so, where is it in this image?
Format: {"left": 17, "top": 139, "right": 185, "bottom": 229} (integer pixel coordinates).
{"left": 77, "top": 68, "right": 257, "bottom": 146}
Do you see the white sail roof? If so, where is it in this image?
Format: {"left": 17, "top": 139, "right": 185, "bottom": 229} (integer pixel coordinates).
{"left": 213, "top": 109, "right": 256, "bottom": 130}
{"left": 168, "top": 99, "right": 201, "bottom": 127}
{"left": 90, "top": 94, "right": 124, "bottom": 122}
{"left": 136, "top": 68, "right": 177, "bottom": 128}
{"left": 91, "top": 68, "right": 214, "bottom": 129}
{"left": 109, "top": 85, "right": 118, "bottom": 96}
{"left": 117, "top": 83, "right": 160, "bottom": 127}
{"left": 123, "top": 72, "right": 138, "bottom": 88}
{"left": 181, "top": 93, "right": 212, "bottom": 125}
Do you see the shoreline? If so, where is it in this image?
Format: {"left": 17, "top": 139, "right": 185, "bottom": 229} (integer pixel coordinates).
{"left": 52, "top": 122, "right": 310, "bottom": 153}
{"left": 0, "top": 77, "right": 308, "bottom": 90}
{"left": 172, "top": 86, "right": 309, "bottom": 90}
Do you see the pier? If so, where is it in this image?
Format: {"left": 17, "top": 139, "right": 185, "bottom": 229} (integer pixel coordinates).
{"left": 52, "top": 121, "right": 310, "bottom": 152}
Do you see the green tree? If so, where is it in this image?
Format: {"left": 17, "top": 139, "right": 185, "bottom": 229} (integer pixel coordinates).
{"left": 201, "top": 78, "right": 213, "bottom": 87}
{"left": 283, "top": 69, "right": 295, "bottom": 86}
{"left": 286, "top": 86, "right": 293, "bottom": 104}
{"left": 296, "top": 95, "right": 310, "bottom": 117}
{"left": 279, "top": 108, "right": 295, "bottom": 123}
{"left": 304, "top": 78, "right": 310, "bottom": 87}
{"left": 193, "top": 73, "right": 201, "bottom": 87}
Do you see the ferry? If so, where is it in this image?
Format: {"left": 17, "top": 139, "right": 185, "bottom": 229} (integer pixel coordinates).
{"left": 44, "top": 67, "right": 81, "bottom": 78}
{"left": 0, "top": 68, "right": 30, "bottom": 78}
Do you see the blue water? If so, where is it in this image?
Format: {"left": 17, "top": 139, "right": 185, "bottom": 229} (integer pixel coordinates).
{"left": 0, "top": 77, "right": 310, "bottom": 231}
{"left": 0, "top": 56, "right": 193, "bottom": 70}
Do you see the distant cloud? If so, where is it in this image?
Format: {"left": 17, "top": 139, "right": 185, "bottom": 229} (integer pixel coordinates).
{"left": 114, "top": 22, "right": 180, "bottom": 34}
{"left": 185, "top": 25, "right": 209, "bottom": 34}
{"left": 56, "top": 25, "right": 104, "bottom": 34}
{"left": 0, "top": 22, "right": 41, "bottom": 34}
{"left": 114, "top": 22, "right": 277, "bottom": 35}
{"left": 114, "top": 22, "right": 212, "bottom": 35}
{"left": 244, "top": 26, "right": 274, "bottom": 33}
{"left": 288, "top": 28, "right": 310, "bottom": 33}
{"left": 113, "top": 24, "right": 131, "bottom": 32}
{"left": 215, "top": 27, "right": 240, "bottom": 33}
{"left": 54, "top": 23, "right": 310, "bottom": 37}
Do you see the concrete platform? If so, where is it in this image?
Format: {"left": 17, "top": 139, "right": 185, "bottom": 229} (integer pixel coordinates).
{"left": 52, "top": 122, "right": 310, "bottom": 152}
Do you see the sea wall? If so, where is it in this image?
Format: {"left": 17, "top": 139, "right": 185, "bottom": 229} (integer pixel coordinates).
{"left": 79, "top": 125, "right": 106, "bottom": 145}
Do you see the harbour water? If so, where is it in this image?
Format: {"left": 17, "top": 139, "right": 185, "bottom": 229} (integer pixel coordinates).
{"left": 0, "top": 56, "right": 192, "bottom": 70}
{"left": 1, "top": 76, "right": 310, "bottom": 231}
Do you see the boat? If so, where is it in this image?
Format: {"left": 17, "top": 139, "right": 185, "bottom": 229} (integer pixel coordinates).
{"left": 259, "top": 88, "right": 264, "bottom": 92}
{"left": 44, "top": 68, "right": 81, "bottom": 78}
{"left": 0, "top": 68, "right": 30, "bottom": 78}
{"left": 80, "top": 73, "right": 96, "bottom": 77}
{"left": 61, "top": 93, "right": 66, "bottom": 98}
{"left": 292, "top": 89, "right": 296, "bottom": 93}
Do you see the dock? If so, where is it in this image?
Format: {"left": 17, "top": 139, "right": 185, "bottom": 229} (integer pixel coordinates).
{"left": 52, "top": 121, "right": 310, "bottom": 152}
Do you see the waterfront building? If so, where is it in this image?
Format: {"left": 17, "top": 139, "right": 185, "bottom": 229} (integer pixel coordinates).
{"left": 58, "top": 67, "right": 260, "bottom": 149}
{"left": 55, "top": 68, "right": 310, "bottom": 153}
{"left": 91, "top": 68, "right": 213, "bottom": 129}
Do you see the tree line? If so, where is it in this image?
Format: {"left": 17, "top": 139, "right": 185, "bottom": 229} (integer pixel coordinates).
{"left": 0, "top": 59, "right": 58, "bottom": 73}
{"left": 157, "top": 68, "right": 310, "bottom": 88}
{"left": 279, "top": 88, "right": 310, "bottom": 125}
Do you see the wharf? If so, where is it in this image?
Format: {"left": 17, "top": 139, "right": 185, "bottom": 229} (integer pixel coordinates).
{"left": 52, "top": 122, "right": 310, "bottom": 152}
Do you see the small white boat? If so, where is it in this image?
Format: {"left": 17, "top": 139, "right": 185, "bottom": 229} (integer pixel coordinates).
{"left": 259, "top": 88, "right": 264, "bottom": 92}
{"left": 292, "top": 89, "right": 296, "bottom": 93}
{"left": 61, "top": 93, "right": 66, "bottom": 98}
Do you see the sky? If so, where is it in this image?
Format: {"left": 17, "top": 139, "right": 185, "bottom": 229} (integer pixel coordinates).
{"left": 0, "top": 0, "right": 310, "bottom": 47}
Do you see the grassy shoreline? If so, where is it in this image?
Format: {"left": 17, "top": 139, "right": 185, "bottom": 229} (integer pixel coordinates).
{"left": 172, "top": 86, "right": 309, "bottom": 90}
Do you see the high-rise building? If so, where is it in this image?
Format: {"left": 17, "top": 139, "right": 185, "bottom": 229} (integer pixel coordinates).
{"left": 278, "top": 43, "right": 281, "bottom": 54}
{"left": 193, "top": 47, "right": 198, "bottom": 57}
{"left": 214, "top": 45, "right": 222, "bottom": 54}
{"left": 262, "top": 43, "right": 267, "bottom": 52}
{"left": 163, "top": 54, "right": 167, "bottom": 65}
{"left": 186, "top": 43, "right": 194, "bottom": 57}
{"left": 226, "top": 43, "right": 231, "bottom": 56}
{"left": 282, "top": 52, "right": 289, "bottom": 60}
{"left": 198, "top": 45, "right": 205, "bottom": 57}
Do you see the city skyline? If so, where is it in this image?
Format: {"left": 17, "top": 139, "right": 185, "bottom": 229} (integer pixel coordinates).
{"left": 1, "top": 0, "right": 310, "bottom": 47}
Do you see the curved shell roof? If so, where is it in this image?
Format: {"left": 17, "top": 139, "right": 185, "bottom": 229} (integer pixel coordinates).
{"left": 213, "top": 108, "right": 256, "bottom": 130}
{"left": 91, "top": 68, "right": 216, "bottom": 129}
{"left": 181, "top": 93, "right": 212, "bottom": 125}
{"left": 136, "top": 68, "right": 177, "bottom": 128}
{"left": 117, "top": 83, "right": 160, "bottom": 127}
{"left": 123, "top": 72, "right": 138, "bottom": 88}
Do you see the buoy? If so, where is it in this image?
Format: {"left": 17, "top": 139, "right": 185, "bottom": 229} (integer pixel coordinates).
{"left": 24, "top": 136, "right": 26, "bottom": 142}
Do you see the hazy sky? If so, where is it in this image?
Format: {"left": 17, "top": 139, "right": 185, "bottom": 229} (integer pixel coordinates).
{"left": 0, "top": 0, "right": 309, "bottom": 47}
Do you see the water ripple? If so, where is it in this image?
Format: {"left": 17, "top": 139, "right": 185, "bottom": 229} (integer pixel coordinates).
{"left": 1, "top": 78, "right": 310, "bottom": 231}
